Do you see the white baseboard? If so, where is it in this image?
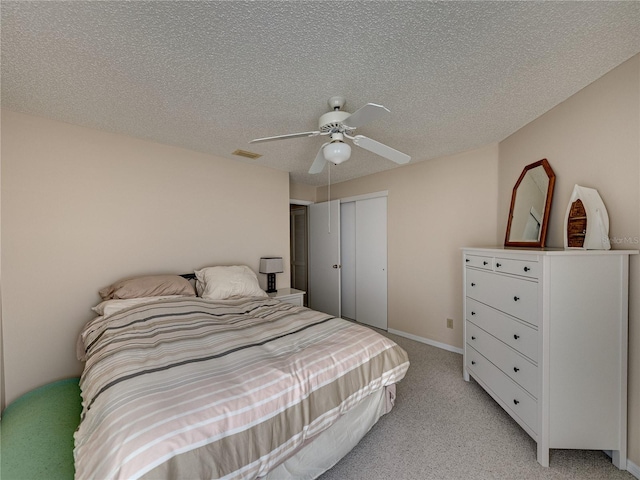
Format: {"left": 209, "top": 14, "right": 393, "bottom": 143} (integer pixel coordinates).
{"left": 628, "top": 458, "right": 640, "bottom": 479}
{"left": 387, "top": 328, "right": 464, "bottom": 355}
{"left": 604, "top": 451, "right": 639, "bottom": 478}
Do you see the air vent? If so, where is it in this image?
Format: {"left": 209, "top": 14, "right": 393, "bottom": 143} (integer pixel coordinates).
{"left": 232, "top": 149, "right": 262, "bottom": 159}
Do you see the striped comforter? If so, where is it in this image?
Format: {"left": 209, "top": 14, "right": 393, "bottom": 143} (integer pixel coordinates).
{"left": 74, "top": 296, "right": 409, "bottom": 479}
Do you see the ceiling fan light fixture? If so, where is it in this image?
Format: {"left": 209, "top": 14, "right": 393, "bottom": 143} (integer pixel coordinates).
{"left": 323, "top": 141, "right": 351, "bottom": 164}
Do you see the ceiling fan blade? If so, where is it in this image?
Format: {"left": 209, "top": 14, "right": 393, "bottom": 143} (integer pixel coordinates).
{"left": 309, "top": 143, "right": 329, "bottom": 174}
{"left": 250, "top": 131, "right": 321, "bottom": 143}
{"left": 352, "top": 135, "right": 411, "bottom": 165}
{"left": 342, "top": 103, "right": 390, "bottom": 129}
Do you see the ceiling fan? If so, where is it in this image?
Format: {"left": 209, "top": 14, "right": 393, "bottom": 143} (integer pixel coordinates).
{"left": 250, "top": 96, "right": 411, "bottom": 174}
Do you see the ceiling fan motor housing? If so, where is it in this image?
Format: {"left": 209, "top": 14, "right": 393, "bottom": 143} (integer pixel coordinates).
{"left": 319, "top": 110, "right": 354, "bottom": 134}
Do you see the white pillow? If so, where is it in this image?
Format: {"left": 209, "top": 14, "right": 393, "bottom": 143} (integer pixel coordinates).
{"left": 195, "top": 265, "right": 268, "bottom": 300}
{"left": 92, "top": 295, "right": 184, "bottom": 318}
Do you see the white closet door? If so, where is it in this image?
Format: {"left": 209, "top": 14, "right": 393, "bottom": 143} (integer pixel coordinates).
{"left": 308, "top": 200, "right": 341, "bottom": 317}
{"left": 340, "top": 202, "right": 356, "bottom": 320}
{"left": 356, "top": 196, "right": 387, "bottom": 330}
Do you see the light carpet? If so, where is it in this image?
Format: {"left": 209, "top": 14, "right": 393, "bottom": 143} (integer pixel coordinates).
{"left": 319, "top": 330, "right": 634, "bottom": 480}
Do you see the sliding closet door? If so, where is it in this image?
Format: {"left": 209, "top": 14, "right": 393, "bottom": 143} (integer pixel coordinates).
{"left": 309, "top": 195, "right": 387, "bottom": 328}
{"left": 355, "top": 196, "right": 387, "bottom": 330}
{"left": 340, "top": 202, "right": 356, "bottom": 320}
{"left": 308, "top": 200, "right": 341, "bottom": 317}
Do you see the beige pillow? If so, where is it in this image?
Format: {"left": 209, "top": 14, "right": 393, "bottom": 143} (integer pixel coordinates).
{"left": 91, "top": 295, "right": 185, "bottom": 318}
{"left": 195, "top": 265, "right": 267, "bottom": 300}
{"left": 99, "top": 275, "right": 196, "bottom": 300}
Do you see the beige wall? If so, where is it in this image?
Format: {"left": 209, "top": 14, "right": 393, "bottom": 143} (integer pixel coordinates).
{"left": 1, "top": 110, "right": 290, "bottom": 406}
{"left": 499, "top": 54, "right": 640, "bottom": 467}
{"left": 290, "top": 182, "right": 316, "bottom": 204}
{"left": 316, "top": 143, "right": 500, "bottom": 349}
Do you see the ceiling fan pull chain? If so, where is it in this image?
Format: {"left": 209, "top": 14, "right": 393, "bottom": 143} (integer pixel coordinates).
{"left": 328, "top": 162, "right": 331, "bottom": 234}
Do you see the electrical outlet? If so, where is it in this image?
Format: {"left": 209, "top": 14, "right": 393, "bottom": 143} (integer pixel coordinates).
{"left": 446, "top": 318, "right": 454, "bottom": 329}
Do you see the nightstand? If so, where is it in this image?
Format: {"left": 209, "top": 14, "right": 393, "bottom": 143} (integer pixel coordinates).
{"left": 268, "top": 288, "right": 305, "bottom": 306}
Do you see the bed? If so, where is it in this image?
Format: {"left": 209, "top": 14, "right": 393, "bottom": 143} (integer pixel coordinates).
{"left": 74, "top": 267, "right": 410, "bottom": 479}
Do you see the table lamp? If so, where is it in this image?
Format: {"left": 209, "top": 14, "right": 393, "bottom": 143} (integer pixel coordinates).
{"left": 259, "top": 257, "right": 284, "bottom": 293}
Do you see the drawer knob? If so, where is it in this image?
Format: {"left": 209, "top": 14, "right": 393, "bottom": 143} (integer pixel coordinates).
{"left": 466, "top": 259, "right": 470, "bottom": 262}
{"left": 513, "top": 296, "right": 520, "bottom": 302}
{"left": 483, "top": 261, "right": 488, "bottom": 265}
{"left": 513, "top": 367, "right": 520, "bottom": 372}
{"left": 471, "top": 283, "right": 476, "bottom": 287}
{"left": 496, "top": 263, "right": 502, "bottom": 268}
{"left": 471, "top": 336, "right": 476, "bottom": 340}
{"left": 513, "top": 399, "right": 520, "bottom": 405}
{"left": 524, "top": 266, "right": 530, "bottom": 272}
{"left": 513, "top": 334, "right": 520, "bottom": 340}
{"left": 471, "top": 311, "right": 476, "bottom": 316}
{"left": 471, "top": 360, "right": 476, "bottom": 365}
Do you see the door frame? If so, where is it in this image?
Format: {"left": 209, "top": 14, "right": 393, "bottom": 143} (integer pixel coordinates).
{"left": 338, "top": 191, "right": 389, "bottom": 204}
{"left": 290, "top": 199, "right": 313, "bottom": 305}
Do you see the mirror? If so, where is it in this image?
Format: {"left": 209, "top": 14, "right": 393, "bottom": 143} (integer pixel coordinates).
{"left": 505, "top": 159, "right": 555, "bottom": 248}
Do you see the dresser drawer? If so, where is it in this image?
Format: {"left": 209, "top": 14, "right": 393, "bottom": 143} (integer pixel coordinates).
{"left": 277, "top": 295, "right": 303, "bottom": 306}
{"left": 464, "top": 254, "right": 493, "bottom": 271}
{"left": 466, "top": 345, "right": 538, "bottom": 434}
{"left": 466, "top": 269, "right": 538, "bottom": 326}
{"left": 466, "top": 298, "right": 538, "bottom": 361}
{"left": 466, "top": 322, "right": 538, "bottom": 397}
{"left": 494, "top": 257, "right": 539, "bottom": 279}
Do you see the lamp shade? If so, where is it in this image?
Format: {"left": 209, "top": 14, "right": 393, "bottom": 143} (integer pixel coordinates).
{"left": 259, "top": 257, "right": 284, "bottom": 274}
{"left": 323, "top": 142, "right": 351, "bottom": 164}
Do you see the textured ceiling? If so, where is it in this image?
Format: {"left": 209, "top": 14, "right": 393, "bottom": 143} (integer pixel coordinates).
{"left": 2, "top": 1, "right": 639, "bottom": 187}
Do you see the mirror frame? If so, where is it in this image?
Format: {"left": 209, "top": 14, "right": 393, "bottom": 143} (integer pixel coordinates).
{"left": 504, "top": 158, "right": 556, "bottom": 248}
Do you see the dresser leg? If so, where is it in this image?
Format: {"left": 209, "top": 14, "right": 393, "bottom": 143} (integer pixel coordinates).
{"left": 612, "top": 450, "right": 626, "bottom": 470}
{"left": 537, "top": 443, "right": 549, "bottom": 467}
{"left": 463, "top": 368, "right": 470, "bottom": 382}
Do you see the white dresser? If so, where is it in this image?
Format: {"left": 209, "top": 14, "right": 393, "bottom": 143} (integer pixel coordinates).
{"left": 462, "top": 247, "right": 636, "bottom": 469}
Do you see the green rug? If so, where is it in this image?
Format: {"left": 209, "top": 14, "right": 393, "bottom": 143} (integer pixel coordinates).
{"left": 1, "top": 378, "right": 81, "bottom": 480}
